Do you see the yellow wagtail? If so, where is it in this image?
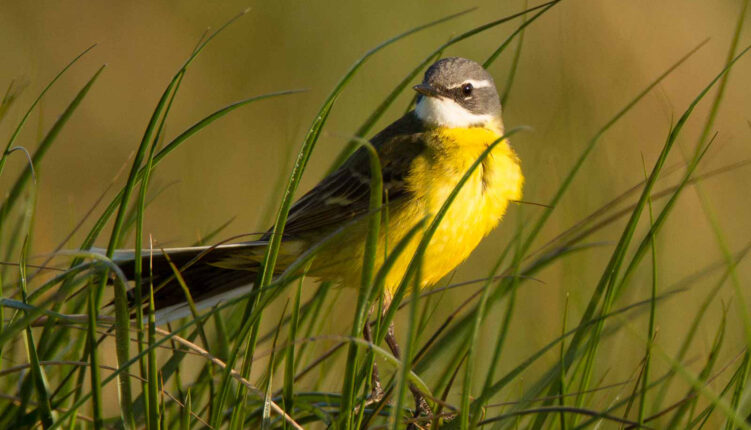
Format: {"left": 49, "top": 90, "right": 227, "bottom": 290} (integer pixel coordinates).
{"left": 115, "top": 58, "right": 522, "bottom": 407}
{"left": 113, "top": 56, "right": 523, "bottom": 419}
{"left": 117, "top": 56, "right": 522, "bottom": 321}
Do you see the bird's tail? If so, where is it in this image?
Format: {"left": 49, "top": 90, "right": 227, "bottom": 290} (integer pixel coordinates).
{"left": 112, "top": 241, "right": 268, "bottom": 324}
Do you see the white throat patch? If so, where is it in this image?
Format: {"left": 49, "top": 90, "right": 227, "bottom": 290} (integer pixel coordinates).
{"left": 415, "top": 96, "right": 495, "bottom": 129}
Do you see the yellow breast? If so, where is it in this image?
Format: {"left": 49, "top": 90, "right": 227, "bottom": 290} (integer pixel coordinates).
{"left": 310, "top": 126, "right": 523, "bottom": 299}
{"left": 381, "top": 126, "right": 523, "bottom": 295}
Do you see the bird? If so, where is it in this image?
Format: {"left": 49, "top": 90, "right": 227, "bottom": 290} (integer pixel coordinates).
{"left": 113, "top": 56, "right": 523, "bottom": 419}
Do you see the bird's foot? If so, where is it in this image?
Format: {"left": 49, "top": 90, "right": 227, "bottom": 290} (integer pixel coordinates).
{"left": 406, "top": 388, "right": 433, "bottom": 430}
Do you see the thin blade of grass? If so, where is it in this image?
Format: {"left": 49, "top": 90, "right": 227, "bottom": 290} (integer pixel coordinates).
{"left": 666, "top": 306, "right": 727, "bottom": 428}
{"left": 464, "top": 221, "right": 523, "bottom": 428}
{"left": 340, "top": 139, "right": 382, "bottom": 428}
{"left": 722, "top": 351, "right": 750, "bottom": 430}
{"left": 637, "top": 155, "right": 658, "bottom": 428}
{"left": 392, "top": 256, "right": 423, "bottom": 430}
{"left": 283, "top": 271, "right": 306, "bottom": 420}
{"left": 260, "top": 302, "right": 288, "bottom": 430}
{"left": 0, "top": 44, "right": 96, "bottom": 177}
{"left": 19, "top": 237, "right": 56, "bottom": 428}
{"left": 147, "top": 244, "right": 159, "bottom": 430}
{"left": 498, "top": 0, "right": 530, "bottom": 106}
{"left": 0, "top": 65, "right": 106, "bottom": 229}
{"left": 0, "top": 80, "right": 26, "bottom": 125}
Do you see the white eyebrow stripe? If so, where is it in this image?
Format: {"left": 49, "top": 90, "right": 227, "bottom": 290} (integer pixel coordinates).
{"left": 448, "top": 79, "right": 493, "bottom": 89}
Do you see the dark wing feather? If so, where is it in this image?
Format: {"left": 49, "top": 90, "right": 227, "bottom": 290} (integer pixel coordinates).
{"left": 271, "top": 111, "right": 427, "bottom": 240}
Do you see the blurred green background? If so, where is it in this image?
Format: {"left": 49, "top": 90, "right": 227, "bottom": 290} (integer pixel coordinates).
{"left": 2, "top": 0, "right": 750, "bottom": 420}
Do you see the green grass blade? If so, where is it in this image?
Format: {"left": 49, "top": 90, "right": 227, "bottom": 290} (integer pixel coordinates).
{"left": 260, "top": 303, "right": 287, "bottom": 430}
{"left": 86, "top": 278, "right": 103, "bottom": 429}
{"left": 638, "top": 156, "right": 658, "bottom": 428}
{"left": 653, "top": 242, "right": 751, "bottom": 413}
{"left": 147, "top": 248, "right": 160, "bottom": 430}
{"left": 0, "top": 44, "right": 96, "bottom": 178}
{"left": 462, "top": 231, "right": 520, "bottom": 428}
{"left": 283, "top": 273, "right": 306, "bottom": 420}
{"left": 19, "top": 237, "right": 56, "bottom": 428}
{"left": 723, "top": 352, "right": 750, "bottom": 430}
{"left": 0, "top": 65, "right": 106, "bottom": 229}
{"left": 181, "top": 389, "right": 191, "bottom": 430}
{"left": 498, "top": 0, "right": 530, "bottom": 106}
{"left": 130, "top": 68, "right": 186, "bottom": 426}
{"left": 687, "top": 352, "right": 748, "bottom": 430}
{"left": 0, "top": 80, "right": 25, "bottom": 125}
{"left": 340, "top": 139, "right": 382, "bottom": 428}
{"left": 667, "top": 307, "right": 726, "bottom": 428}
{"left": 469, "top": 227, "right": 524, "bottom": 427}
{"left": 162, "top": 251, "right": 211, "bottom": 349}
{"left": 392, "top": 255, "right": 422, "bottom": 430}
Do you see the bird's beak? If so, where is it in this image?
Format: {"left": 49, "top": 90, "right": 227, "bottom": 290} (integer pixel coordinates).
{"left": 413, "top": 83, "right": 440, "bottom": 98}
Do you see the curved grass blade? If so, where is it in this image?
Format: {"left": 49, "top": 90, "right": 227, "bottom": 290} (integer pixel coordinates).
{"left": 0, "top": 80, "right": 26, "bottom": 125}
{"left": 0, "top": 44, "right": 96, "bottom": 178}
{"left": 283, "top": 273, "right": 305, "bottom": 421}
{"left": 0, "top": 65, "right": 106, "bottom": 229}
{"left": 476, "top": 406, "right": 645, "bottom": 428}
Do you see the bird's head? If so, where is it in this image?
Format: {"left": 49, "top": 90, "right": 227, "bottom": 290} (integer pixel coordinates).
{"left": 413, "top": 57, "right": 503, "bottom": 133}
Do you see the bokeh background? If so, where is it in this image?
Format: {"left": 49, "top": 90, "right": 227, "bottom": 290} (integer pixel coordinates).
{"left": 2, "top": 0, "right": 751, "bottom": 422}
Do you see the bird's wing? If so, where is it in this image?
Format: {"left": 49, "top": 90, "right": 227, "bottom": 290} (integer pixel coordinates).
{"left": 276, "top": 112, "right": 427, "bottom": 240}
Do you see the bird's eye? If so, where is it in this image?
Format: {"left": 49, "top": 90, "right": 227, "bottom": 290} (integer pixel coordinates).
{"left": 461, "top": 83, "right": 473, "bottom": 97}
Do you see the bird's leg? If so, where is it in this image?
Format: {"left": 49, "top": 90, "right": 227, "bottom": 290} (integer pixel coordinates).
{"left": 363, "top": 321, "right": 384, "bottom": 402}
{"left": 384, "top": 323, "right": 433, "bottom": 427}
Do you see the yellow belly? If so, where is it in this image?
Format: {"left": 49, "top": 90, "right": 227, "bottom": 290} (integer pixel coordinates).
{"left": 313, "top": 126, "right": 523, "bottom": 298}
